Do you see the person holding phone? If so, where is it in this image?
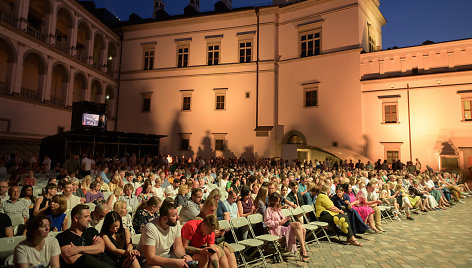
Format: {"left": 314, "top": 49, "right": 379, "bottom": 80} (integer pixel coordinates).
{"left": 181, "top": 214, "right": 232, "bottom": 268}
{"left": 264, "top": 192, "right": 309, "bottom": 262}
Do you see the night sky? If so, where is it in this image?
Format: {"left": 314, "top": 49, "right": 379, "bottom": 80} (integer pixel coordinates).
{"left": 92, "top": 0, "right": 472, "bottom": 49}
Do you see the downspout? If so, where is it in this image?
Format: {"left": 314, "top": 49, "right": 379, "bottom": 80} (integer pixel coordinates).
{"left": 407, "top": 83, "right": 412, "bottom": 162}
{"left": 255, "top": 7, "right": 260, "bottom": 129}
{"left": 114, "top": 31, "right": 124, "bottom": 132}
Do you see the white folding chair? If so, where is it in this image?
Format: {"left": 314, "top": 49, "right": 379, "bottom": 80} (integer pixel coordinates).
{"left": 131, "top": 234, "right": 141, "bottom": 247}
{"left": 219, "top": 220, "right": 247, "bottom": 268}
{"left": 0, "top": 236, "right": 26, "bottom": 259}
{"left": 230, "top": 217, "right": 268, "bottom": 268}
{"left": 247, "top": 214, "right": 284, "bottom": 262}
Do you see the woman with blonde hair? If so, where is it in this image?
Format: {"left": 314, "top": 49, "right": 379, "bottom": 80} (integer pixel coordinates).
{"left": 80, "top": 175, "right": 93, "bottom": 194}
{"left": 108, "top": 174, "right": 121, "bottom": 193}
{"left": 113, "top": 200, "right": 135, "bottom": 235}
{"left": 132, "top": 196, "right": 161, "bottom": 233}
{"left": 107, "top": 186, "right": 124, "bottom": 209}
{"left": 175, "top": 184, "right": 189, "bottom": 207}
{"left": 254, "top": 186, "right": 268, "bottom": 215}
{"left": 45, "top": 195, "right": 68, "bottom": 231}
{"left": 207, "top": 188, "right": 230, "bottom": 221}
{"left": 95, "top": 175, "right": 110, "bottom": 192}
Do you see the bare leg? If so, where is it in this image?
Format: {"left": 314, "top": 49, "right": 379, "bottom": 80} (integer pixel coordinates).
{"left": 223, "top": 246, "right": 237, "bottom": 268}
{"left": 290, "top": 222, "right": 307, "bottom": 256}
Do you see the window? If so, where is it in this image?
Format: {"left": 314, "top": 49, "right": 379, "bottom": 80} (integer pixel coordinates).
{"left": 179, "top": 133, "right": 191, "bottom": 151}
{"left": 367, "top": 23, "right": 376, "bottom": 52}
{"left": 383, "top": 104, "right": 398, "bottom": 123}
{"left": 207, "top": 43, "right": 220, "bottom": 65}
{"left": 463, "top": 99, "right": 472, "bottom": 121}
{"left": 386, "top": 150, "right": 399, "bottom": 164}
{"left": 143, "top": 49, "right": 154, "bottom": 70}
{"left": 215, "top": 139, "right": 224, "bottom": 151}
{"left": 300, "top": 31, "right": 321, "bottom": 57}
{"left": 182, "top": 96, "right": 191, "bottom": 111}
{"left": 216, "top": 95, "right": 225, "bottom": 110}
{"left": 381, "top": 142, "right": 402, "bottom": 165}
{"left": 180, "top": 90, "right": 193, "bottom": 111}
{"left": 141, "top": 92, "right": 153, "bottom": 112}
{"left": 239, "top": 41, "right": 252, "bottom": 63}
{"left": 177, "top": 46, "right": 189, "bottom": 68}
{"left": 304, "top": 89, "right": 318, "bottom": 107}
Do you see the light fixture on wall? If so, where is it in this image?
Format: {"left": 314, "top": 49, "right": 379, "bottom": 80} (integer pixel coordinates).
{"left": 436, "top": 80, "right": 442, "bottom": 85}
{"left": 390, "top": 84, "right": 395, "bottom": 88}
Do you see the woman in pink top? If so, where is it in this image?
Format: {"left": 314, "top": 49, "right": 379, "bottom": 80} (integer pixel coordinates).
{"left": 346, "top": 184, "right": 380, "bottom": 232}
{"left": 264, "top": 192, "right": 308, "bottom": 262}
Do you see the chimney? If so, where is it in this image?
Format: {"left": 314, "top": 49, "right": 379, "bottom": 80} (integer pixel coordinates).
{"left": 184, "top": 0, "right": 200, "bottom": 16}
{"left": 215, "top": 0, "right": 232, "bottom": 12}
{"left": 153, "top": 0, "right": 169, "bottom": 20}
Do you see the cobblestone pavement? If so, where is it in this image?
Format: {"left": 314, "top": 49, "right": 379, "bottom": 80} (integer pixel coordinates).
{"left": 263, "top": 199, "right": 472, "bottom": 268}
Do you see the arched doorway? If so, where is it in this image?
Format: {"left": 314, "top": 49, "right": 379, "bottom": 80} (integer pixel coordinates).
{"left": 0, "top": 36, "right": 16, "bottom": 94}
{"left": 27, "top": 0, "right": 52, "bottom": 42}
{"left": 55, "top": 6, "right": 73, "bottom": 53}
{"left": 76, "top": 21, "right": 91, "bottom": 62}
{"left": 50, "top": 63, "right": 68, "bottom": 106}
{"left": 21, "top": 51, "right": 46, "bottom": 101}
{"left": 107, "top": 42, "right": 118, "bottom": 74}
{"left": 90, "top": 79, "right": 102, "bottom": 103}
{"left": 93, "top": 33, "right": 105, "bottom": 69}
{"left": 72, "top": 72, "right": 86, "bottom": 102}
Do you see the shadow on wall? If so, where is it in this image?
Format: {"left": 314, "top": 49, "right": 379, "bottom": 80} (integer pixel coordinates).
{"left": 363, "top": 134, "right": 370, "bottom": 158}
{"left": 194, "top": 130, "right": 255, "bottom": 161}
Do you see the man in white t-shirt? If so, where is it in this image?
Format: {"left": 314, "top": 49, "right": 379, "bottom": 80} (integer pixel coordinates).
{"left": 165, "top": 178, "right": 180, "bottom": 197}
{"left": 63, "top": 181, "right": 82, "bottom": 212}
{"left": 81, "top": 154, "right": 95, "bottom": 176}
{"left": 138, "top": 202, "right": 208, "bottom": 268}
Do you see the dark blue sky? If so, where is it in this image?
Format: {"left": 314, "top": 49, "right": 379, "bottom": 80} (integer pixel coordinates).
{"left": 92, "top": 0, "right": 472, "bottom": 49}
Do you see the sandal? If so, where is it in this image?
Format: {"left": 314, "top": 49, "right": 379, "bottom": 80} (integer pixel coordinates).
{"left": 301, "top": 256, "right": 309, "bottom": 262}
{"left": 349, "top": 240, "right": 363, "bottom": 246}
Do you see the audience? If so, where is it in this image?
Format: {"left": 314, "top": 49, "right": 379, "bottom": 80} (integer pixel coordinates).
{"left": 0, "top": 212, "right": 13, "bottom": 237}
{"left": 45, "top": 195, "right": 68, "bottom": 231}
{"left": 85, "top": 180, "right": 104, "bottom": 204}
{"left": 180, "top": 188, "right": 203, "bottom": 223}
{"left": 33, "top": 183, "right": 57, "bottom": 216}
{"left": 133, "top": 196, "right": 161, "bottom": 234}
{"left": 0, "top": 186, "right": 29, "bottom": 225}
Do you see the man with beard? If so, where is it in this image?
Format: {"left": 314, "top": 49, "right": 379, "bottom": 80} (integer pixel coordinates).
{"left": 138, "top": 201, "right": 209, "bottom": 268}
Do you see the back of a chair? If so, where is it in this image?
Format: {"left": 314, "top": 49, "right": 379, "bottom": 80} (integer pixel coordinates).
{"left": 103, "top": 191, "right": 112, "bottom": 201}
{"left": 247, "top": 213, "right": 263, "bottom": 225}
{"left": 230, "top": 217, "right": 249, "bottom": 228}
{"left": 291, "top": 207, "right": 304, "bottom": 216}
{"left": 49, "top": 231, "right": 61, "bottom": 237}
{"left": 9, "top": 214, "right": 24, "bottom": 227}
{"left": 281, "top": 208, "right": 291, "bottom": 219}
{"left": 86, "top": 203, "right": 96, "bottom": 212}
{"left": 132, "top": 234, "right": 141, "bottom": 246}
{"left": 301, "top": 205, "right": 314, "bottom": 214}
{"left": 0, "top": 236, "right": 26, "bottom": 259}
{"left": 219, "top": 220, "right": 231, "bottom": 230}
{"left": 208, "top": 184, "right": 217, "bottom": 191}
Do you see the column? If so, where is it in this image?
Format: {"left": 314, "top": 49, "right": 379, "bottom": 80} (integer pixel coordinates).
{"left": 423, "top": 54, "right": 430, "bottom": 71}
{"left": 100, "top": 81, "right": 107, "bottom": 103}
{"left": 378, "top": 59, "right": 384, "bottom": 75}
{"left": 87, "top": 29, "right": 96, "bottom": 65}
{"left": 15, "top": 0, "right": 30, "bottom": 30}
{"left": 102, "top": 38, "right": 109, "bottom": 72}
{"left": 48, "top": 1, "right": 59, "bottom": 46}
{"left": 400, "top": 57, "right": 406, "bottom": 73}
{"left": 448, "top": 51, "right": 454, "bottom": 68}
{"left": 12, "top": 43, "right": 27, "bottom": 95}
{"left": 70, "top": 15, "right": 79, "bottom": 56}
{"left": 66, "top": 66, "right": 75, "bottom": 107}
{"left": 42, "top": 56, "right": 54, "bottom": 101}
{"left": 85, "top": 74, "right": 92, "bottom": 101}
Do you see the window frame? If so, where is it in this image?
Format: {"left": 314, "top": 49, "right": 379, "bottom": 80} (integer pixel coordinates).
{"left": 179, "top": 133, "right": 191, "bottom": 151}
{"left": 141, "top": 92, "right": 153, "bottom": 113}
{"left": 177, "top": 45, "right": 190, "bottom": 68}
{"left": 212, "top": 133, "right": 227, "bottom": 152}
{"left": 461, "top": 98, "right": 472, "bottom": 122}
{"left": 381, "top": 142, "right": 402, "bottom": 165}
{"left": 180, "top": 90, "right": 194, "bottom": 112}
{"left": 214, "top": 88, "right": 227, "bottom": 111}
{"left": 299, "top": 30, "right": 321, "bottom": 58}
{"left": 239, "top": 40, "right": 252, "bottom": 63}
{"left": 383, "top": 103, "right": 398, "bottom": 124}
{"left": 143, "top": 49, "right": 154, "bottom": 70}
{"left": 207, "top": 42, "right": 221, "bottom": 66}
{"left": 303, "top": 87, "right": 318, "bottom": 108}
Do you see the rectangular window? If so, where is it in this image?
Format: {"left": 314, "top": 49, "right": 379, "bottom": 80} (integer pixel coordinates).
{"left": 239, "top": 41, "right": 252, "bottom": 63}
{"left": 143, "top": 49, "right": 154, "bottom": 70}
{"left": 142, "top": 97, "right": 151, "bottom": 112}
{"left": 215, "top": 139, "right": 224, "bottom": 151}
{"left": 386, "top": 150, "right": 399, "bottom": 164}
{"left": 216, "top": 95, "right": 225, "bottom": 110}
{"left": 384, "top": 104, "right": 398, "bottom": 123}
{"left": 464, "top": 100, "right": 472, "bottom": 121}
{"left": 177, "top": 46, "right": 189, "bottom": 68}
{"left": 304, "top": 90, "right": 318, "bottom": 107}
{"left": 182, "top": 96, "right": 191, "bottom": 111}
{"left": 300, "top": 32, "right": 321, "bottom": 58}
{"left": 208, "top": 43, "right": 220, "bottom": 65}
{"left": 181, "top": 138, "right": 189, "bottom": 150}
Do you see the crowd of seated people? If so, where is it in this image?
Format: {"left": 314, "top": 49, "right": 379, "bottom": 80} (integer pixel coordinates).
{"left": 0, "top": 152, "right": 471, "bottom": 267}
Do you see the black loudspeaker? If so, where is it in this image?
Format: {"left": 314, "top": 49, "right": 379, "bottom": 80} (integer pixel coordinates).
{"left": 71, "top": 101, "right": 107, "bottom": 131}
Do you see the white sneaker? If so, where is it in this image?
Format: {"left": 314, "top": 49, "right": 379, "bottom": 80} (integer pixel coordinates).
{"left": 459, "top": 200, "right": 465, "bottom": 204}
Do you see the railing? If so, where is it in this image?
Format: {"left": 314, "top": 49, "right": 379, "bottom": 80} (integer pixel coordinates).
{"left": 0, "top": 81, "right": 9, "bottom": 96}
{"left": 55, "top": 41, "right": 69, "bottom": 54}
{"left": 49, "top": 96, "right": 64, "bottom": 106}
{"left": 20, "top": 88, "right": 40, "bottom": 101}
{"left": 26, "top": 25, "right": 46, "bottom": 43}
{"left": 0, "top": 10, "right": 16, "bottom": 27}
{"left": 75, "top": 50, "right": 88, "bottom": 64}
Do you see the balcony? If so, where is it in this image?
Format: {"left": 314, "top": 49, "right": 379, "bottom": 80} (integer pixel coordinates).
{"left": 0, "top": 81, "right": 9, "bottom": 96}
{"left": 20, "top": 87, "right": 40, "bottom": 102}
{"left": 55, "top": 41, "right": 70, "bottom": 54}
{"left": 26, "top": 25, "right": 46, "bottom": 43}
{"left": 0, "top": 10, "right": 16, "bottom": 27}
